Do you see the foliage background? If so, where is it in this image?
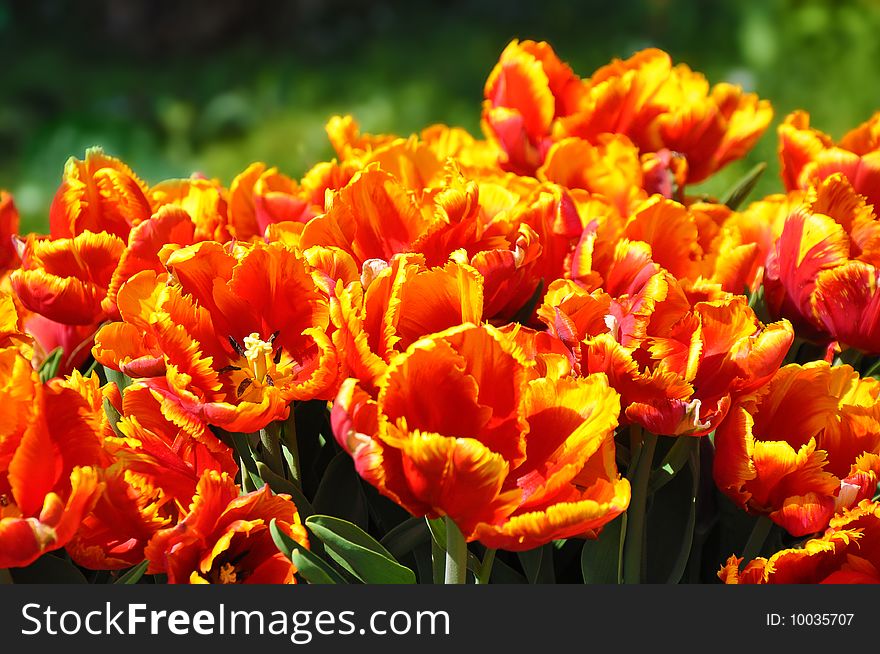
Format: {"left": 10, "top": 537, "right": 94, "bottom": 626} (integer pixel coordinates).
{"left": 2, "top": 0, "right": 879, "bottom": 231}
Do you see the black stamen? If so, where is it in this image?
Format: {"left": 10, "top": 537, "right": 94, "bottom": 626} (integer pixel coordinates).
{"left": 265, "top": 374, "right": 275, "bottom": 387}
{"left": 228, "top": 336, "right": 246, "bottom": 357}
{"left": 236, "top": 378, "right": 253, "bottom": 397}
{"left": 217, "top": 365, "right": 242, "bottom": 374}
{"left": 273, "top": 348, "right": 282, "bottom": 364}
{"left": 268, "top": 330, "right": 280, "bottom": 345}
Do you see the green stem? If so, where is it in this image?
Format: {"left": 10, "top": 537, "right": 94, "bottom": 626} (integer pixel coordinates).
{"left": 444, "top": 516, "right": 467, "bottom": 584}
{"left": 622, "top": 430, "right": 658, "bottom": 584}
{"left": 741, "top": 515, "right": 774, "bottom": 564}
{"left": 259, "top": 421, "right": 284, "bottom": 477}
{"left": 280, "top": 409, "right": 301, "bottom": 486}
{"left": 431, "top": 534, "right": 445, "bottom": 584}
{"left": 476, "top": 548, "right": 496, "bottom": 585}
{"left": 0, "top": 568, "right": 12, "bottom": 584}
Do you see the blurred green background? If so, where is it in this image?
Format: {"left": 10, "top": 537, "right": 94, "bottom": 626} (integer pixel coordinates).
{"left": 3, "top": 0, "right": 880, "bottom": 232}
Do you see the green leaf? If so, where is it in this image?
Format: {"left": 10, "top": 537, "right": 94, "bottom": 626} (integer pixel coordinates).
{"left": 38, "top": 347, "right": 63, "bottom": 383}
{"left": 380, "top": 517, "right": 429, "bottom": 561}
{"left": 270, "top": 519, "right": 346, "bottom": 585}
{"left": 312, "top": 452, "right": 369, "bottom": 529}
{"left": 102, "top": 397, "right": 125, "bottom": 439}
{"left": 102, "top": 365, "right": 133, "bottom": 393}
{"left": 665, "top": 441, "right": 700, "bottom": 584}
{"left": 719, "top": 162, "right": 767, "bottom": 210}
{"left": 11, "top": 554, "right": 88, "bottom": 584}
{"left": 518, "top": 543, "right": 554, "bottom": 584}
{"left": 487, "top": 556, "right": 527, "bottom": 584}
{"left": 306, "top": 515, "right": 415, "bottom": 584}
{"left": 645, "top": 439, "right": 700, "bottom": 583}
{"left": 255, "top": 462, "right": 315, "bottom": 518}
{"left": 581, "top": 514, "right": 624, "bottom": 584}
{"left": 648, "top": 436, "right": 694, "bottom": 495}
{"left": 114, "top": 560, "right": 148, "bottom": 584}
{"left": 229, "top": 431, "right": 264, "bottom": 492}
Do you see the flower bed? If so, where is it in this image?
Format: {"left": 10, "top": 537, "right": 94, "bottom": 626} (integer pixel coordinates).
{"left": 1, "top": 40, "right": 879, "bottom": 585}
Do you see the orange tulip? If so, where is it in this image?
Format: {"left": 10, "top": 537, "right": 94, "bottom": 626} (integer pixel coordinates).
{"left": 362, "top": 253, "right": 483, "bottom": 361}
{"left": 303, "top": 164, "right": 546, "bottom": 324}
{"left": 714, "top": 361, "right": 880, "bottom": 536}
{"left": 104, "top": 205, "right": 197, "bottom": 314}
{"left": 301, "top": 165, "right": 432, "bottom": 265}
{"left": 0, "top": 357, "right": 105, "bottom": 568}
{"left": 415, "top": 174, "right": 544, "bottom": 322}
{"left": 482, "top": 39, "right": 586, "bottom": 175}
{"left": 537, "top": 135, "right": 646, "bottom": 216}
{"left": 764, "top": 175, "right": 880, "bottom": 352}
{"left": 149, "top": 176, "right": 231, "bottom": 242}
{"left": 331, "top": 323, "right": 629, "bottom": 550}
{"left": 67, "top": 384, "right": 237, "bottom": 570}
{"left": 547, "top": 265, "right": 793, "bottom": 436}
{"left": 49, "top": 148, "right": 151, "bottom": 240}
{"left": 720, "top": 500, "right": 880, "bottom": 583}
{"left": 326, "top": 116, "right": 499, "bottom": 179}
{"left": 144, "top": 470, "right": 308, "bottom": 584}
{"left": 93, "top": 240, "right": 337, "bottom": 433}
{"left": 559, "top": 48, "right": 772, "bottom": 184}
{"left": 228, "top": 163, "right": 317, "bottom": 241}
{"left": 779, "top": 110, "right": 880, "bottom": 209}
{"left": 11, "top": 230, "right": 124, "bottom": 325}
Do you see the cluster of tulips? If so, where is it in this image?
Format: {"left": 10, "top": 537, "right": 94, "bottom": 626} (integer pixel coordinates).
{"left": 1, "top": 40, "right": 879, "bottom": 585}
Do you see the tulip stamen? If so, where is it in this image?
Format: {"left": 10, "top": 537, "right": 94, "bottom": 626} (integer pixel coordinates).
{"left": 237, "top": 378, "right": 253, "bottom": 398}
{"left": 228, "top": 335, "right": 247, "bottom": 357}
{"left": 243, "top": 332, "right": 274, "bottom": 381}
{"left": 218, "top": 563, "right": 238, "bottom": 584}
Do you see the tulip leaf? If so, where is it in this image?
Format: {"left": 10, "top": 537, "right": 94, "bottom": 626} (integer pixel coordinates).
{"left": 270, "top": 519, "right": 346, "bottom": 584}
{"left": 11, "top": 554, "right": 88, "bottom": 584}
{"left": 665, "top": 440, "right": 700, "bottom": 584}
{"left": 648, "top": 436, "right": 694, "bottom": 495}
{"left": 719, "top": 162, "right": 767, "bottom": 210}
{"left": 645, "top": 439, "right": 700, "bottom": 583}
{"left": 229, "top": 431, "right": 265, "bottom": 493}
{"left": 38, "top": 347, "right": 63, "bottom": 383}
{"left": 102, "top": 365, "right": 133, "bottom": 393}
{"left": 487, "top": 555, "right": 528, "bottom": 584}
{"left": 114, "top": 560, "right": 149, "bottom": 584}
{"left": 313, "top": 452, "right": 369, "bottom": 529}
{"left": 581, "top": 514, "right": 625, "bottom": 584}
{"left": 256, "top": 462, "right": 315, "bottom": 518}
{"left": 306, "top": 515, "right": 416, "bottom": 584}
{"left": 102, "top": 397, "right": 125, "bottom": 439}
{"left": 518, "top": 543, "right": 554, "bottom": 584}
{"left": 380, "top": 517, "right": 430, "bottom": 561}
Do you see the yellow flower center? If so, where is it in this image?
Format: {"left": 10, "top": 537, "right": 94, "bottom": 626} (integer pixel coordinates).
{"left": 243, "top": 332, "right": 273, "bottom": 381}
{"left": 218, "top": 563, "right": 238, "bottom": 585}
